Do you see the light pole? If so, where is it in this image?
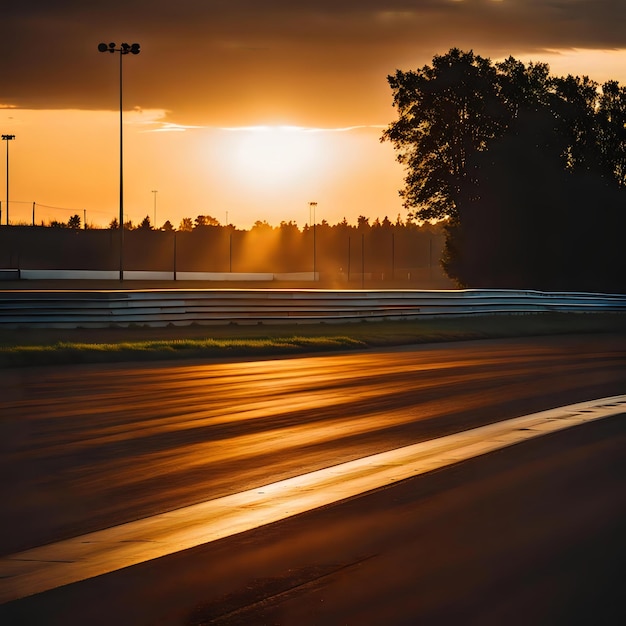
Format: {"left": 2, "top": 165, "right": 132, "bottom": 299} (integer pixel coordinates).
{"left": 98, "top": 41, "right": 140, "bottom": 280}
{"left": 2, "top": 134, "right": 15, "bottom": 226}
{"left": 309, "top": 201, "right": 317, "bottom": 281}
{"left": 152, "top": 189, "right": 157, "bottom": 227}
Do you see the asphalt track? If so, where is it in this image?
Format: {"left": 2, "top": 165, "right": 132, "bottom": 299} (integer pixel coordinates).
{"left": 2, "top": 394, "right": 623, "bottom": 605}
{"left": 1, "top": 334, "right": 625, "bottom": 623}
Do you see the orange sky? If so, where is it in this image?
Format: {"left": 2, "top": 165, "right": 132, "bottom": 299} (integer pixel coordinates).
{"left": 2, "top": 2, "right": 626, "bottom": 229}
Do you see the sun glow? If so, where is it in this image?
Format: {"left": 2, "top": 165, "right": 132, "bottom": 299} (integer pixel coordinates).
{"left": 0, "top": 107, "right": 404, "bottom": 229}
{"left": 221, "top": 126, "right": 325, "bottom": 188}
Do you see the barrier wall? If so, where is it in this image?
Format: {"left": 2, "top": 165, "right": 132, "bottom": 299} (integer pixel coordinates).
{"left": 0, "top": 288, "right": 624, "bottom": 328}
{"left": 16, "top": 270, "right": 316, "bottom": 282}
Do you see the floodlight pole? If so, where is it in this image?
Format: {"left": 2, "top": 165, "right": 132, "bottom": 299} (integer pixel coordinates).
{"left": 2, "top": 134, "right": 15, "bottom": 226}
{"left": 309, "top": 201, "right": 317, "bottom": 281}
{"left": 98, "top": 42, "right": 140, "bottom": 280}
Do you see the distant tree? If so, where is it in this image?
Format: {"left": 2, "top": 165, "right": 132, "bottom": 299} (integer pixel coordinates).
{"left": 109, "top": 217, "right": 119, "bottom": 230}
{"left": 357, "top": 215, "right": 370, "bottom": 229}
{"left": 138, "top": 215, "right": 153, "bottom": 230}
{"left": 124, "top": 219, "right": 134, "bottom": 230}
{"left": 178, "top": 217, "right": 193, "bottom": 232}
{"left": 161, "top": 220, "right": 174, "bottom": 231}
{"left": 194, "top": 214, "right": 220, "bottom": 228}
{"left": 279, "top": 220, "right": 299, "bottom": 232}
{"left": 49, "top": 220, "right": 67, "bottom": 228}
{"left": 67, "top": 214, "right": 81, "bottom": 229}
{"left": 251, "top": 220, "right": 273, "bottom": 231}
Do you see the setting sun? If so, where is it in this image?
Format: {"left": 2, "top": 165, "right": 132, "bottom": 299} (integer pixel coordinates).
{"left": 222, "top": 126, "right": 324, "bottom": 189}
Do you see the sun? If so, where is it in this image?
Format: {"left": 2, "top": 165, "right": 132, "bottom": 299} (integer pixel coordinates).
{"left": 222, "top": 126, "right": 324, "bottom": 188}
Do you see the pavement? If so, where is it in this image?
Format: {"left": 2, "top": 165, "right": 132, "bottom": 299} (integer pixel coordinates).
{"left": 2, "top": 394, "right": 624, "bottom": 606}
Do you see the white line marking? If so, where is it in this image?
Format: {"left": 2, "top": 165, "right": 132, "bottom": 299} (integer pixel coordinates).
{"left": 1, "top": 395, "right": 624, "bottom": 604}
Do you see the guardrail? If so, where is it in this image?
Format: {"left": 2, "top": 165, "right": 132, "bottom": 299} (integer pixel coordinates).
{"left": 0, "top": 289, "right": 624, "bottom": 328}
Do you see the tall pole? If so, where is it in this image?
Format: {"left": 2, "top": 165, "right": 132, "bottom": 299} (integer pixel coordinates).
{"left": 361, "top": 233, "right": 365, "bottom": 289}
{"left": 98, "top": 42, "right": 140, "bottom": 280}
{"left": 2, "top": 134, "right": 15, "bottom": 226}
{"left": 4, "top": 138, "right": 7, "bottom": 227}
{"left": 173, "top": 232, "right": 177, "bottom": 281}
{"left": 309, "top": 201, "right": 317, "bottom": 281}
{"left": 119, "top": 49, "right": 124, "bottom": 279}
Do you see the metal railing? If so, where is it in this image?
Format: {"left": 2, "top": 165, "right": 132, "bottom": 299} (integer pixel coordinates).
{"left": 0, "top": 288, "right": 624, "bottom": 328}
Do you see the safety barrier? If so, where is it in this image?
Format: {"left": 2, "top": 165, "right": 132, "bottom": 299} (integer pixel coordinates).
{"left": 0, "top": 288, "right": 624, "bottom": 328}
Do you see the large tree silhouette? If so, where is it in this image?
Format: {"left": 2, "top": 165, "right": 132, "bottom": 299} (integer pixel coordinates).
{"left": 383, "top": 48, "right": 626, "bottom": 292}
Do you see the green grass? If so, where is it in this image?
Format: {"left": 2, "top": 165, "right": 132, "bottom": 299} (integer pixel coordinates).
{"left": 0, "top": 313, "right": 624, "bottom": 368}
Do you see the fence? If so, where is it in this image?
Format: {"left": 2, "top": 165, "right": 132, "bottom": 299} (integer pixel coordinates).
{"left": 0, "top": 288, "right": 624, "bottom": 328}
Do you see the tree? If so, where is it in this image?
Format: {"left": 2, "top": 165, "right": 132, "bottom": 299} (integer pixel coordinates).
{"left": 67, "top": 214, "right": 81, "bottom": 229}
{"left": 194, "top": 214, "right": 219, "bottom": 228}
{"left": 382, "top": 48, "right": 509, "bottom": 222}
{"left": 109, "top": 217, "right": 119, "bottom": 230}
{"left": 178, "top": 217, "right": 193, "bottom": 232}
{"left": 596, "top": 80, "right": 626, "bottom": 186}
{"left": 251, "top": 220, "right": 273, "bottom": 232}
{"left": 138, "top": 215, "right": 153, "bottom": 230}
{"left": 384, "top": 48, "right": 626, "bottom": 292}
{"left": 161, "top": 220, "right": 175, "bottom": 231}
{"left": 550, "top": 74, "right": 601, "bottom": 174}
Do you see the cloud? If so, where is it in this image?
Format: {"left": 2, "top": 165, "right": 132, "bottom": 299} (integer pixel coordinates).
{"left": 2, "top": 1, "right": 625, "bottom": 125}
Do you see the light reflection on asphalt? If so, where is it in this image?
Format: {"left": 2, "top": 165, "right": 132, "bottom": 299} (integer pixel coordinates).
{"left": 1, "top": 395, "right": 624, "bottom": 604}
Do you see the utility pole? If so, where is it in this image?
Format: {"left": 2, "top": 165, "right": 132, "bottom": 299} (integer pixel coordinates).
{"left": 309, "top": 201, "right": 317, "bottom": 281}
{"left": 2, "top": 134, "right": 16, "bottom": 226}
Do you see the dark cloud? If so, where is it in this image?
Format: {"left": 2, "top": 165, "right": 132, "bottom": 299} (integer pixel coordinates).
{"left": 2, "top": 1, "right": 625, "bottom": 124}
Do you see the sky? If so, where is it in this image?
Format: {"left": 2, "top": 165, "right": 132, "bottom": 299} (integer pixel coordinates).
{"left": 2, "top": 1, "right": 626, "bottom": 229}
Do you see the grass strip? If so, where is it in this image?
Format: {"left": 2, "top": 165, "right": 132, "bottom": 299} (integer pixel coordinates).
{"left": 0, "top": 313, "right": 624, "bottom": 368}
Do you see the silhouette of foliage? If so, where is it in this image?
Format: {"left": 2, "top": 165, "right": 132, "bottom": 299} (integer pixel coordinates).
{"left": 384, "top": 48, "right": 626, "bottom": 292}
{"left": 138, "top": 215, "right": 153, "bottom": 230}
{"left": 178, "top": 217, "right": 193, "bottom": 232}
{"left": 194, "top": 214, "right": 220, "bottom": 228}
{"left": 67, "top": 215, "right": 82, "bottom": 229}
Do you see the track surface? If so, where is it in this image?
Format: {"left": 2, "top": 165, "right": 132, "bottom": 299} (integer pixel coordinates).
{"left": 1, "top": 334, "right": 625, "bottom": 623}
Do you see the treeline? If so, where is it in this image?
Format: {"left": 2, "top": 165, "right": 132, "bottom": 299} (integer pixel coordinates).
{"left": 0, "top": 218, "right": 448, "bottom": 283}
{"left": 384, "top": 48, "right": 626, "bottom": 293}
